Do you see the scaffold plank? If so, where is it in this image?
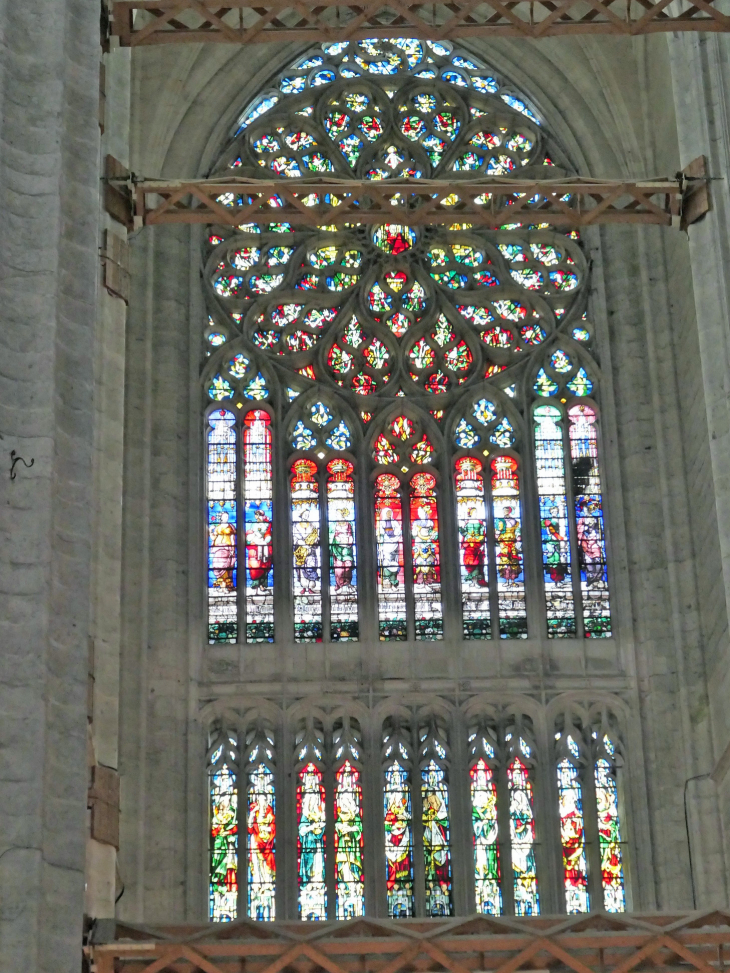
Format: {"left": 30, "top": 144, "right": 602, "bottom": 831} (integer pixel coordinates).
{"left": 111, "top": 0, "right": 730, "bottom": 46}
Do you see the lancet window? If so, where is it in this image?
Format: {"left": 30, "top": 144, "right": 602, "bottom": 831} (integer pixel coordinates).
{"left": 207, "top": 727, "right": 240, "bottom": 922}
{"left": 203, "top": 37, "right": 612, "bottom": 647}
{"left": 294, "top": 715, "right": 365, "bottom": 920}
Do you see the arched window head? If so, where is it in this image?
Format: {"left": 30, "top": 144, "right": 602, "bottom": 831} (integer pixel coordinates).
{"left": 554, "top": 714, "right": 590, "bottom": 914}
{"left": 207, "top": 410, "right": 238, "bottom": 643}
{"left": 244, "top": 721, "right": 277, "bottom": 920}
{"left": 207, "top": 725, "right": 240, "bottom": 921}
{"left": 382, "top": 715, "right": 415, "bottom": 917}
{"left": 243, "top": 409, "right": 274, "bottom": 642}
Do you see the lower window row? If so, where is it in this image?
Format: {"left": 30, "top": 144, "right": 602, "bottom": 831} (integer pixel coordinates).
{"left": 208, "top": 715, "right": 626, "bottom": 922}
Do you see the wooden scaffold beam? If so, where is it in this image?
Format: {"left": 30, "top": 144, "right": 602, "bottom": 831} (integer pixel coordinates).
{"left": 122, "top": 174, "right": 697, "bottom": 231}
{"left": 111, "top": 0, "right": 730, "bottom": 46}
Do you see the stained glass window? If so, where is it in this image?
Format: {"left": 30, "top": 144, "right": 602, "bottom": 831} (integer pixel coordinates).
{"left": 568, "top": 404, "right": 611, "bottom": 637}
{"left": 327, "top": 459, "right": 359, "bottom": 640}
{"left": 375, "top": 473, "right": 407, "bottom": 640}
{"left": 557, "top": 735, "right": 589, "bottom": 913}
{"left": 471, "top": 757, "right": 502, "bottom": 915}
{"left": 208, "top": 410, "right": 237, "bottom": 643}
{"left": 334, "top": 760, "right": 365, "bottom": 918}
{"left": 246, "top": 728, "right": 276, "bottom": 920}
{"left": 383, "top": 729, "right": 414, "bottom": 918}
{"left": 455, "top": 457, "right": 491, "bottom": 639}
{"left": 410, "top": 473, "right": 443, "bottom": 640}
{"left": 209, "top": 733, "right": 239, "bottom": 921}
{"left": 421, "top": 759, "right": 452, "bottom": 915}
{"left": 491, "top": 456, "right": 527, "bottom": 637}
{"left": 595, "top": 736, "right": 626, "bottom": 912}
{"left": 534, "top": 405, "right": 575, "bottom": 636}
{"left": 243, "top": 410, "right": 274, "bottom": 642}
{"left": 291, "top": 459, "right": 322, "bottom": 642}
{"left": 507, "top": 740, "right": 539, "bottom": 915}
{"left": 297, "top": 761, "right": 327, "bottom": 919}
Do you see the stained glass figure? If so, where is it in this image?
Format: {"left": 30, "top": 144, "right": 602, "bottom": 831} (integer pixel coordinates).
{"left": 557, "top": 737, "right": 589, "bottom": 913}
{"left": 471, "top": 758, "right": 502, "bottom": 914}
{"left": 208, "top": 410, "right": 237, "bottom": 643}
{"left": 247, "top": 762, "right": 276, "bottom": 919}
{"left": 327, "top": 459, "right": 358, "bottom": 640}
{"left": 243, "top": 411, "right": 274, "bottom": 642}
{"left": 297, "top": 762, "right": 327, "bottom": 919}
{"left": 491, "top": 456, "right": 527, "bottom": 638}
{"left": 291, "top": 459, "right": 322, "bottom": 641}
{"left": 375, "top": 474, "right": 407, "bottom": 639}
{"left": 410, "top": 473, "right": 443, "bottom": 640}
{"left": 384, "top": 760, "right": 414, "bottom": 916}
{"left": 455, "top": 457, "right": 490, "bottom": 639}
{"left": 569, "top": 404, "right": 611, "bottom": 637}
{"left": 508, "top": 753, "right": 539, "bottom": 915}
{"left": 595, "top": 740, "right": 626, "bottom": 912}
{"left": 334, "top": 760, "right": 365, "bottom": 918}
{"left": 416, "top": 758, "right": 452, "bottom": 916}
{"left": 210, "top": 740, "right": 238, "bottom": 921}
{"left": 534, "top": 405, "right": 575, "bottom": 636}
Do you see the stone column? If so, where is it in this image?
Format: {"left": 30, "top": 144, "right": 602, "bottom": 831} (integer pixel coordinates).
{"left": 0, "top": 0, "right": 100, "bottom": 969}
{"left": 669, "top": 32, "right": 730, "bottom": 906}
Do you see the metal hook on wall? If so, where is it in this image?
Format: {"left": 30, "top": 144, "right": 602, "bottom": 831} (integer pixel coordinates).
{"left": 10, "top": 450, "right": 34, "bottom": 480}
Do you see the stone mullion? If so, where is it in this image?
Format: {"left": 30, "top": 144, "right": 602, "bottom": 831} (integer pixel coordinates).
{"left": 411, "top": 718, "right": 426, "bottom": 917}
{"left": 363, "top": 715, "right": 384, "bottom": 917}
{"left": 281, "top": 711, "right": 297, "bottom": 920}
{"left": 324, "top": 743, "right": 337, "bottom": 919}
{"left": 522, "top": 404, "right": 546, "bottom": 640}
{"left": 401, "top": 478, "right": 417, "bottom": 642}
{"left": 319, "top": 465, "right": 332, "bottom": 643}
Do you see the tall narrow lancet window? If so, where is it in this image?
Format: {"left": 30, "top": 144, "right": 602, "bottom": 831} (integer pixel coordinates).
{"left": 455, "top": 457, "right": 491, "bottom": 638}
{"left": 244, "top": 724, "right": 276, "bottom": 920}
{"left": 332, "top": 717, "right": 365, "bottom": 918}
{"left": 207, "top": 410, "right": 238, "bottom": 643}
{"left": 291, "top": 459, "right": 323, "bottom": 642}
{"left": 410, "top": 474, "right": 443, "bottom": 640}
{"left": 534, "top": 404, "right": 575, "bottom": 636}
{"left": 243, "top": 409, "right": 274, "bottom": 642}
{"left": 469, "top": 724, "right": 502, "bottom": 915}
{"left": 419, "top": 718, "right": 453, "bottom": 916}
{"left": 295, "top": 720, "right": 327, "bottom": 920}
{"left": 569, "top": 403, "right": 611, "bottom": 637}
{"left": 505, "top": 728, "right": 540, "bottom": 915}
{"left": 327, "top": 459, "right": 359, "bottom": 640}
{"left": 208, "top": 728, "right": 239, "bottom": 921}
{"left": 382, "top": 718, "right": 414, "bottom": 917}
{"left": 594, "top": 730, "right": 626, "bottom": 911}
{"left": 375, "top": 473, "right": 407, "bottom": 640}
{"left": 555, "top": 724, "right": 590, "bottom": 913}
{"left": 491, "top": 456, "right": 527, "bottom": 637}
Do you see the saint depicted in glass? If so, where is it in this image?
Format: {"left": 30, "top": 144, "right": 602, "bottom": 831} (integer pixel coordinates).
{"left": 410, "top": 473, "right": 443, "bottom": 640}
{"left": 334, "top": 760, "right": 365, "bottom": 918}
{"left": 375, "top": 474, "right": 407, "bottom": 640}
{"left": 208, "top": 410, "right": 237, "bottom": 643}
{"left": 455, "top": 457, "right": 491, "bottom": 639}
{"left": 534, "top": 404, "right": 575, "bottom": 636}
{"left": 247, "top": 764, "right": 276, "bottom": 919}
{"left": 471, "top": 758, "right": 502, "bottom": 915}
{"left": 557, "top": 737, "right": 589, "bottom": 913}
{"left": 297, "top": 761, "right": 327, "bottom": 920}
{"left": 384, "top": 760, "right": 413, "bottom": 917}
{"left": 327, "top": 459, "right": 359, "bottom": 640}
{"left": 595, "top": 737, "right": 626, "bottom": 912}
{"left": 210, "top": 754, "right": 238, "bottom": 921}
{"left": 291, "top": 459, "right": 322, "bottom": 641}
{"left": 491, "top": 456, "right": 527, "bottom": 638}
{"left": 507, "top": 747, "right": 540, "bottom": 915}
{"left": 422, "top": 760, "right": 453, "bottom": 916}
{"left": 243, "top": 409, "right": 274, "bottom": 642}
{"left": 568, "top": 403, "right": 611, "bottom": 637}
